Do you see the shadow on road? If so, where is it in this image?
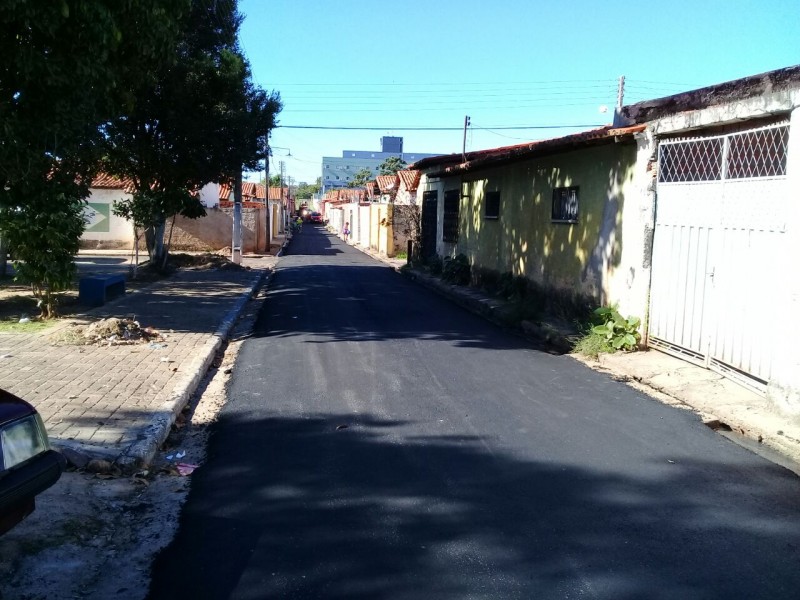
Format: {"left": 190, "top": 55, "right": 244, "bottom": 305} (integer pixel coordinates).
{"left": 147, "top": 411, "right": 800, "bottom": 599}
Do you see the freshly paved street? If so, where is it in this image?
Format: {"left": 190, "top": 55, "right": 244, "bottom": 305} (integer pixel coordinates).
{"left": 148, "top": 226, "right": 800, "bottom": 599}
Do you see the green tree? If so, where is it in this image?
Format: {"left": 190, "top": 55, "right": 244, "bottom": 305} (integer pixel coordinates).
{"left": 105, "top": 0, "right": 281, "bottom": 266}
{"left": 348, "top": 168, "right": 373, "bottom": 188}
{"left": 378, "top": 156, "right": 407, "bottom": 175}
{"left": 296, "top": 177, "right": 321, "bottom": 199}
{"left": 0, "top": 0, "right": 186, "bottom": 316}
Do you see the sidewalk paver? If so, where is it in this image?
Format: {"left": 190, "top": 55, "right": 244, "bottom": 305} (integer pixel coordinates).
{"left": 0, "top": 255, "right": 277, "bottom": 471}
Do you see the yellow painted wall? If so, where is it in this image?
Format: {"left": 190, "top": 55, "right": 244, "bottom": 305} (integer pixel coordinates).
{"left": 449, "top": 142, "right": 638, "bottom": 300}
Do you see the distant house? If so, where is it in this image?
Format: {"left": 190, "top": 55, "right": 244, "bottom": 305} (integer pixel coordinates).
{"left": 395, "top": 169, "right": 421, "bottom": 205}
{"left": 375, "top": 175, "right": 399, "bottom": 203}
{"left": 412, "top": 64, "right": 800, "bottom": 412}
{"left": 82, "top": 174, "right": 136, "bottom": 249}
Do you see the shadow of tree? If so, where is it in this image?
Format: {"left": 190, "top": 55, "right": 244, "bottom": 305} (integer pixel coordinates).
{"left": 253, "top": 261, "right": 548, "bottom": 351}
{"left": 148, "top": 411, "right": 800, "bottom": 599}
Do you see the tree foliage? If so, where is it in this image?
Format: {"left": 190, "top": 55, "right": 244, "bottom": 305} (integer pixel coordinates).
{"left": 0, "top": 0, "right": 187, "bottom": 316}
{"left": 104, "top": 0, "right": 281, "bottom": 265}
{"left": 379, "top": 156, "right": 407, "bottom": 175}
{"left": 296, "top": 178, "right": 321, "bottom": 199}
{"left": 348, "top": 168, "right": 373, "bottom": 188}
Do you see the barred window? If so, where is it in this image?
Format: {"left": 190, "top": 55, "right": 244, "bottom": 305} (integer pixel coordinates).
{"left": 659, "top": 139, "right": 723, "bottom": 183}
{"left": 727, "top": 126, "right": 789, "bottom": 179}
{"left": 659, "top": 125, "right": 788, "bottom": 183}
{"left": 485, "top": 191, "right": 500, "bottom": 220}
{"left": 443, "top": 189, "right": 460, "bottom": 243}
{"left": 551, "top": 187, "right": 579, "bottom": 223}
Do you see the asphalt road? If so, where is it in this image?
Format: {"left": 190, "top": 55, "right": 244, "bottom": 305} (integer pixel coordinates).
{"left": 148, "top": 225, "right": 800, "bottom": 599}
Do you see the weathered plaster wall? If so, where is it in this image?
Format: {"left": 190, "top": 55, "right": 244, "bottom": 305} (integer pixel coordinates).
{"left": 171, "top": 206, "right": 266, "bottom": 253}
{"left": 434, "top": 142, "right": 644, "bottom": 313}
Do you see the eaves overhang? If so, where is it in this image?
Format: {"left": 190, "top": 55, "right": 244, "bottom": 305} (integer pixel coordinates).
{"left": 419, "top": 125, "right": 644, "bottom": 178}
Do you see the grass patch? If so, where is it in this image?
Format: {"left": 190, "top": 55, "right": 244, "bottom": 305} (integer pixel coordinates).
{"left": 0, "top": 318, "right": 52, "bottom": 334}
{"left": 394, "top": 250, "right": 407, "bottom": 260}
{"left": 573, "top": 331, "right": 612, "bottom": 359}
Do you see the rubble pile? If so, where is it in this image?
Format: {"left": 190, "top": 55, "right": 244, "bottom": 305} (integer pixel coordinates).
{"left": 68, "top": 317, "right": 166, "bottom": 346}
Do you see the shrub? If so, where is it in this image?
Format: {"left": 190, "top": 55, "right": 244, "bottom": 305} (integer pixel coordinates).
{"left": 442, "top": 254, "right": 471, "bottom": 285}
{"left": 574, "top": 306, "right": 641, "bottom": 357}
{"left": 426, "top": 255, "right": 443, "bottom": 275}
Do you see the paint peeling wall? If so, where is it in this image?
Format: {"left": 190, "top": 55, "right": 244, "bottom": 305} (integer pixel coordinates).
{"left": 428, "top": 142, "right": 649, "bottom": 317}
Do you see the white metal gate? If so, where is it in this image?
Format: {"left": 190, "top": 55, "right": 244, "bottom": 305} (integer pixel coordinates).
{"left": 649, "top": 122, "right": 790, "bottom": 393}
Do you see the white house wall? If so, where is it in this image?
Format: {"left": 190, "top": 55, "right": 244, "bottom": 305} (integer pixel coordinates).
{"left": 82, "top": 188, "right": 135, "bottom": 248}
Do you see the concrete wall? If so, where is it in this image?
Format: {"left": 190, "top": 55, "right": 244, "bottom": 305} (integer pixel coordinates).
{"left": 771, "top": 106, "right": 800, "bottom": 412}
{"left": 80, "top": 188, "right": 136, "bottom": 249}
{"left": 392, "top": 204, "right": 418, "bottom": 255}
{"left": 171, "top": 206, "right": 267, "bottom": 253}
{"left": 327, "top": 203, "right": 398, "bottom": 256}
{"left": 358, "top": 205, "right": 371, "bottom": 247}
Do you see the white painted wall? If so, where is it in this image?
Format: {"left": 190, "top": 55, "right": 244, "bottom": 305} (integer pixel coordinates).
{"left": 199, "top": 182, "right": 220, "bottom": 208}
{"left": 82, "top": 188, "right": 135, "bottom": 247}
{"left": 768, "top": 106, "right": 800, "bottom": 413}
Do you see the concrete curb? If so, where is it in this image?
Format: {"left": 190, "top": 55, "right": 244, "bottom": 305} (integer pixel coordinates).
{"left": 114, "top": 270, "right": 267, "bottom": 472}
{"left": 400, "top": 267, "right": 576, "bottom": 353}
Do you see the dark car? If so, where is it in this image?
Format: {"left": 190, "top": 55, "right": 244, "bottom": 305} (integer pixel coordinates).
{"left": 308, "top": 211, "right": 324, "bottom": 224}
{"left": 0, "top": 388, "right": 66, "bottom": 535}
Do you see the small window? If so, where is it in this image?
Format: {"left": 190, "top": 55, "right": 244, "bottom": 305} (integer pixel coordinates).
{"left": 552, "top": 186, "right": 579, "bottom": 223}
{"left": 443, "top": 189, "right": 460, "bottom": 243}
{"left": 484, "top": 191, "right": 500, "bottom": 220}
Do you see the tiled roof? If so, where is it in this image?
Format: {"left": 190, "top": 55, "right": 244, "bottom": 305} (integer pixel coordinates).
{"left": 376, "top": 175, "right": 398, "bottom": 192}
{"left": 323, "top": 188, "right": 367, "bottom": 204}
{"left": 218, "top": 184, "right": 290, "bottom": 202}
{"left": 91, "top": 173, "right": 135, "bottom": 193}
{"left": 412, "top": 125, "right": 645, "bottom": 176}
{"left": 268, "top": 187, "right": 288, "bottom": 201}
{"left": 397, "top": 169, "right": 421, "bottom": 192}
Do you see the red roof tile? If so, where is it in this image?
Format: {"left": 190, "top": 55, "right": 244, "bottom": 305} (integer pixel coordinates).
{"left": 91, "top": 173, "right": 135, "bottom": 193}
{"left": 376, "top": 175, "right": 399, "bottom": 192}
{"left": 397, "top": 169, "right": 420, "bottom": 192}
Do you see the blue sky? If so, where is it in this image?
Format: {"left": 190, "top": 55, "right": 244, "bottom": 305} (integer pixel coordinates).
{"left": 238, "top": 0, "right": 800, "bottom": 184}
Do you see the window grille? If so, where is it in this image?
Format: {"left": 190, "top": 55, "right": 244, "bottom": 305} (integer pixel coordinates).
{"left": 443, "top": 189, "right": 460, "bottom": 243}
{"left": 551, "top": 187, "right": 579, "bottom": 223}
{"left": 659, "top": 123, "right": 789, "bottom": 183}
{"left": 485, "top": 191, "right": 500, "bottom": 219}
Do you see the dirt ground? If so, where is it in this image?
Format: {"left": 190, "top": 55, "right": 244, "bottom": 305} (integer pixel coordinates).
{"left": 0, "top": 279, "right": 268, "bottom": 600}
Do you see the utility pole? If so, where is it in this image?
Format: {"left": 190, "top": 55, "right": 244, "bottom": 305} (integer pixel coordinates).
{"left": 462, "top": 115, "right": 471, "bottom": 162}
{"left": 280, "top": 160, "right": 287, "bottom": 232}
{"left": 265, "top": 136, "right": 271, "bottom": 251}
{"left": 613, "top": 76, "right": 626, "bottom": 127}
{"left": 232, "top": 171, "right": 243, "bottom": 264}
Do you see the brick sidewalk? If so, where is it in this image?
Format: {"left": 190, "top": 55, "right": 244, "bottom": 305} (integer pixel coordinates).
{"left": 0, "top": 257, "right": 276, "bottom": 470}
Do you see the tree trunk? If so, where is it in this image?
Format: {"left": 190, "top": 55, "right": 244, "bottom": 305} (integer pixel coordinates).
{"left": 144, "top": 220, "right": 167, "bottom": 267}
{"left": 0, "top": 233, "right": 7, "bottom": 277}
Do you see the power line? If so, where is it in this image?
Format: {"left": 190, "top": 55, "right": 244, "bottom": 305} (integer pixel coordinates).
{"left": 278, "top": 124, "right": 606, "bottom": 131}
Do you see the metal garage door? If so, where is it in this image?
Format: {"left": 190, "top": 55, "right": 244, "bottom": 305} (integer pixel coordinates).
{"left": 648, "top": 122, "right": 790, "bottom": 393}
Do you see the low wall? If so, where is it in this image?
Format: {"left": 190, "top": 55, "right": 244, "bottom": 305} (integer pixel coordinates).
{"left": 171, "top": 206, "right": 267, "bottom": 253}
